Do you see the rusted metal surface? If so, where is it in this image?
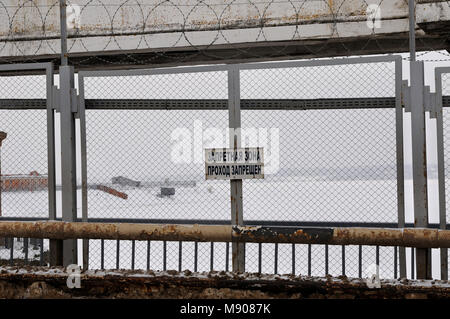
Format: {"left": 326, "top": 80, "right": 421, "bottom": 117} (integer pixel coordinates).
{"left": 233, "top": 225, "right": 450, "bottom": 247}
{"left": 1, "top": 172, "right": 48, "bottom": 192}
{"left": 0, "top": 266, "right": 449, "bottom": 299}
{"left": 0, "top": 221, "right": 232, "bottom": 242}
{"left": 0, "top": 221, "right": 450, "bottom": 248}
{"left": 95, "top": 184, "right": 128, "bottom": 200}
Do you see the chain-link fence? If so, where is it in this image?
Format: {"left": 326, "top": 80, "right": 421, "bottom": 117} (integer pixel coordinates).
{"left": 77, "top": 57, "right": 404, "bottom": 278}
{"left": 239, "top": 60, "right": 400, "bottom": 277}
{"left": 3, "top": 56, "right": 450, "bottom": 280}
{"left": 82, "top": 71, "right": 230, "bottom": 221}
{"left": 240, "top": 62, "right": 398, "bottom": 223}
{"left": 82, "top": 69, "right": 231, "bottom": 269}
{"left": 438, "top": 71, "right": 450, "bottom": 279}
{"left": 0, "top": 75, "right": 48, "bottom": 218}
{"left": 0, "top": 69, "right": 52, "bottom": 265}
{"left": 441, "top": 73, "right": 450, "bottom": 223}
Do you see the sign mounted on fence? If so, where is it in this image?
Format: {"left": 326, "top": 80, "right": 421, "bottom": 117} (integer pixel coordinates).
{"left": 205, "top": 148, "right": 264, "bottom": 180}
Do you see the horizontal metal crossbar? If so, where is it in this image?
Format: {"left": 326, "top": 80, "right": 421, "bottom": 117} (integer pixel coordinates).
{"left": 0, "top": 221, "right": 449, "bottom": 248}
{"left": 85, "top": 98, "right": 400, "bottom": 110}
{"left": 0, "top": 97, "right": 394, "bottom": 110}
{"left": 0, "top": 99, "right": 47, "bottom": 109}
{"left": 1, "top": 97, "right": 448, "bottom": 110}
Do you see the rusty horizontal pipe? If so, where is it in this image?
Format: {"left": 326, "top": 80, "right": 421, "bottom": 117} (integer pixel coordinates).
{"left": 0, "top": 221, "right": 231, "bottom": 243}
{"left": 0, "top": 221, "right": 449, "bottom": 248}
{"left": 234, "top": 226, "right": 450, "bottom": 248}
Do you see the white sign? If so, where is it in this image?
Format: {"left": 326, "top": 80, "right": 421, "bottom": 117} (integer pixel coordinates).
{"left": 205, "top": 147, "right": 264, "bottom": 180}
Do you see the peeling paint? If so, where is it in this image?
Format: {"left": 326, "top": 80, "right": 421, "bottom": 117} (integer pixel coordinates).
{"left": 0, "top": 221, "right": 449, "bottom": 248}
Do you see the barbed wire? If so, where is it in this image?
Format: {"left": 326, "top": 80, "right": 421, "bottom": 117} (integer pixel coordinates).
{"left": 0, "top": 0, "right": 448, "bottom": 67}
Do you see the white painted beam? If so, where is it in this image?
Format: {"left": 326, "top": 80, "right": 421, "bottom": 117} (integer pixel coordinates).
{"left": 0, "top": 0, "right": 448, "bottom": 62}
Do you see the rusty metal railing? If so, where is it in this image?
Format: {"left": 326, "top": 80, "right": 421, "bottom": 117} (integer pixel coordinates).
{"left": 2, "top": 221, "right": 450, "bottom": 248}
{"left": 0, "top": 221, "right": 449, "bottom": 279}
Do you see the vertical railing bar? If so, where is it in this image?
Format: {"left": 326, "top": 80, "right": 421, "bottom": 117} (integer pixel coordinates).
{"left": 194, "top": 242, "right": 198, "bottom": 272}
{"left": 100, "top": 239, "right": 104, "bottom": 270}
{"left": 292, "top": 244, "right": 295, "bottom": 275}
{"left": 210, "top": 242, "right": 214, "bottom": 272}
{"left": 395, "top": 52, "right": 406, "bottom": 280}
{"left": 394, "top": 246, "right": 398, "bottom": 279}
{"left": 376, "top": 246, "right": 380, "bottom": 268}
{"left": 274, "top": 243, "right": 278, "bottom": 275}
{"left": 325, "top": 244, "right": 329, "bottom": 276}
{"left": 308, "top": 244, "right": 312, "bottom": 276}
{"left": 131, "top": 240, "right": 135, "bottom": 270}
{"left": 24, "top": 238, "right": 28, "bottom": 265}
{"left": 146, "top": 240, "right": 150, "bottom": 271}
{"left": 163, "top": 241, "right": 167, "bottom": 271}
{"left": 116, "top": 240, "right": 120, "bottom": 270}
{"left": 228, "top": 65, "right": 245, "bottom": 273}
{"left": 359, "top": 245, "right": 363, "bottom": 278}
{"left": 341, "top": 245, "right": 346, "bottom": 276}
{"left": 9, "top": 238, "right": 13, "bottom": 266}
{"left": 411, "top": 248, "right": 415, "bottom": 279}
{"left": 40, "top": 239, "right": 44, "bottom": 266}
{"left": 179, "top": 241, "right": 182, "bottom": 272}
{"left": 225, "top": 242, "right": 229, "bottom": 272}
{"left": 258, "top": 243, "right": 262, "bottom": 274}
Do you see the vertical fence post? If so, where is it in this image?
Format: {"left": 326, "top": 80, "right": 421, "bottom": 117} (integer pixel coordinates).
{"left": 228, "top": 65, "right": 245, "bottom": 272}
{"left": 46, "top": 61, "right": 61, "bottom": 267}
{"left": 409, "top": 0, "right": 431, "bottom": 279}
{"left": 396, "top": 62, "right": 407, "bottom": 279}
{"left": 78, "top": 73, "right": 89, "bottom": 270}
{"left": 58, "top": 0, "right": 78, "bottom": 267}
{"left": 410, "top": 61, "right": 431, "bottom": 279}
{"left": 60, "top": 64, "right": 78, "bottom": 267}
{"left": 59, "top": 0, "right": 68, "bottom": 66}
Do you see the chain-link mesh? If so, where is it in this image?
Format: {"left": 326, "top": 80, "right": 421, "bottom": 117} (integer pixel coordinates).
{"left": 83, "top": 71, "right": 230, "bottom": 268}
{"left": 83, "top": 72, "right": 229, "bottom": 220}
{"left": 240, "top": 62, "right": 398, "bottom": 222}
{"left": 442, "top": 73, "right": 450, "bottom": 223}
{"left": 81, "top": 61, "right": 403, "bottom": 278}
{"left": 0, "top": 75, "right": 48, "bottom": 218}
{"left": 241, "top": 62, "right": 399, "bottom": 277}
{"left": 0, "top": 74, "right": 50, "bottom": 266}
{"left": 440, "top": 72, "right": 450, "bottom": 279}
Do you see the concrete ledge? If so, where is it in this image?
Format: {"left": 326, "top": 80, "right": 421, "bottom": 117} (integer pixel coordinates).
{"left": 0, "top": 266, "right": 449, "bottom": 299}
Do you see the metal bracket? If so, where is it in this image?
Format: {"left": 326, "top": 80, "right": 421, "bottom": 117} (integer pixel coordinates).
{"left": 424, "top": 86, "right": 432, "bottom": 115}
{"left": 51, "top": 85, "right": 79, "bottom": 116}
{"left": 71, "top": 88, "right": 80, "bottom": 117}
{"left": 429, "top": 92, "right": 438, "bottom": 119}
{"left": 423, "top": 85, "right": 439, "bottom": 119}
{"left": 402, "top": 83, "right": 437, "bottom": 117}
{"left": 402, "top": 80, "right": 411, "bottom": 112}
{"left": 52, "top": 86, "right": 60, "bottom": 112}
